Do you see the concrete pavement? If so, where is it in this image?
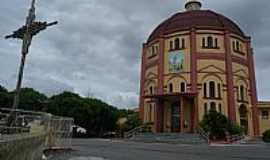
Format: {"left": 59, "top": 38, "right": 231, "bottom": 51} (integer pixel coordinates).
{"left": 48, "top": 139, "right": 270, "bottom": 160}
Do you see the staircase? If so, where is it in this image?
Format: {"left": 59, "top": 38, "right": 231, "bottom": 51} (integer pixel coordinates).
{"left": 129, "top": 133, "right": 207, "bottom": 144}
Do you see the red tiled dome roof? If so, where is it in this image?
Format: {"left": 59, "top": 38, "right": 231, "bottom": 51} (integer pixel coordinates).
{"left": 147, "top": 10, "right": 245, "bottom": 43}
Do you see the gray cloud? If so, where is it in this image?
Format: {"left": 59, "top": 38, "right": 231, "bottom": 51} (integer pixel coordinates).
{"left": 0, "top": 0, "right": 270, "bottom": 108}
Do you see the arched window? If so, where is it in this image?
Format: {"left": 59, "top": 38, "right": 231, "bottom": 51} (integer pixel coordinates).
{"left": 219, "top": 103, "right": 222, "bottom": 113}
{"left": 209, "top": 81, "right": 216, "bottom": 98}
{"left": 207, "top": 36, "right": 213, "bottom": 48}
{"left": 204, "top": 103, "right": 208, "bottom": 115}
{"left": 150, "top": 86, "right": 153, "bottom": 95}
{"left": 181, "top": 38, "right": 185, "bottom": 49}
{"left": 180, "top": 82, "right": 186, "bottom": 93}
{"left": 214, "top": 38, "right": 218, "bottom": 48}
{"left": 175, "top": 38, "right": 180, "bottom": 50}
{"left": 202, "top": 38, "right": 206, "bottom": 47}
{"left": 203, "top": 83, "right": 207, "bottom": 97}
{"left": 210, "top": 102, "right": 216, "bottom": 111}
{"left": 218, "top": 83, "right": 221, "bottom": 98}
{"left": 240, "top": 85, "right": 245, "bottom": 101}
{"left": 169, "top": 83, "right": 173, "bottom": 93}
{"left": 170, "top": 41, "right": 173, "bottom": 50}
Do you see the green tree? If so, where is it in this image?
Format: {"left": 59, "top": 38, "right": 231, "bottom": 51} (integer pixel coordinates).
{"left": 0, "top": 85, "right": 8, "bottom": 93}
{"left": 115, "top": 111, "right": 142, "bottom": 137}
{"left": 47, "top": 92, "right": 118, "bottom": 137}
{"left": 0, "top": 84, "right": 133, "bottom": 138}
{"left": 0, "top": 85, "right": 12, "bottom": 108}
{"left": 125, "top": 112, "right": 142, "bottom": 131}
{"left": 10, "top": 88, "right": 48, "bottom": 111}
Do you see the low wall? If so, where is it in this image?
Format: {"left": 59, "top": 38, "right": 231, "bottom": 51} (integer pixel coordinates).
{"left": 0, "top": 109, "right": 74, "bottom": 160}
{"left": 0, "top": 133, "right": 47, "bottom": 160}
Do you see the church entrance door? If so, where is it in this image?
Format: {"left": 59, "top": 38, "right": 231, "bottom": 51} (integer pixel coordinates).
{"left": 171, "top": 102, "right": 181, "bottom": 132}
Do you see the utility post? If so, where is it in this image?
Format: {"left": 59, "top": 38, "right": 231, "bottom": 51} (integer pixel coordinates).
{"left": 5, "top": 0, "right": 58, "bottom": 126}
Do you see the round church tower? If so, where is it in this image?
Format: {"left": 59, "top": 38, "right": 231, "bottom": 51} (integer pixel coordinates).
{"left": 139, "top": 0, "right": 259, "bottom": 136}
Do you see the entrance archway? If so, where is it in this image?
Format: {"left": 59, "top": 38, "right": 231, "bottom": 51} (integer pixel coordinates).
{"left": 239, "top": 104, "right": 248, "bottom": 134}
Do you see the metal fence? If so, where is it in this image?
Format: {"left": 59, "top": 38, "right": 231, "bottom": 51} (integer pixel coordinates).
{"left": 46, "top": 116, "right": 74, "bottom": 149}
{"left": 0, "top": 108, "right": 74, "bottom": 150}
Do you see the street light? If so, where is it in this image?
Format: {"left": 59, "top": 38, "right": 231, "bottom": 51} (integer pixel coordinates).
{"left": 5, "top": 0, "right": 58, "bottom": 126}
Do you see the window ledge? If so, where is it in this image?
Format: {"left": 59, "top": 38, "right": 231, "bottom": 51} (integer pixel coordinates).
{"left": 234, "top": 50, "right": 245, "bottom": 55}
{"left": 169, "top": 48, "right": 186, "bottom": 52}
{"left": 147, "top": 54, "right": 158, "bottom": 59}
{"left": 202, "top": 46, "right": 220, "bottom": 49}
{"left": 237, "top": 99, "right": 249, "bottom": 103}
{"left": 203, "top": 97, "right": 222, "bottom": 100}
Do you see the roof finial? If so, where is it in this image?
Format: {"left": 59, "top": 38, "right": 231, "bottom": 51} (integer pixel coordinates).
{"left": 185, "top": 0, "right": 202, "bottom": 11}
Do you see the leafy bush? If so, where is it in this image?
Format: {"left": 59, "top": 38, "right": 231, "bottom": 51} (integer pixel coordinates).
{"left": 200, "top": 110, "right": 228, "bottom": 139}
{"left": 262, "top": 129, "right": 270, "bottom": 143}
{"left": 227, "top": 123, "right": 244, "bottom": 135}
{"left": 200, "top": 111, "right": 244, "bottom": 139}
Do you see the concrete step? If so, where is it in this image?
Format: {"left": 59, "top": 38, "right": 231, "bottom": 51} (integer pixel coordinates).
{"left": 130, "top": 133, "right": 207, "bottom": 144}
{"left": 237, "top": 136, "right": 264, "bottom": 144}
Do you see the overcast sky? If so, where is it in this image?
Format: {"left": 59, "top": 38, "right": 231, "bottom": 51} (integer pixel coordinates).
{"left": 0, "top": 0, "right": 270, "bottom": 108}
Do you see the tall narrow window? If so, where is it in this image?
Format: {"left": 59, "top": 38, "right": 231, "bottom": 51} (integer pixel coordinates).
{"left": 149, "top": 104, "right": 152, "bottom": 122}
{"left": 239, "top": 44, "right": 242, "bottom": 52}
{"left": 181, "top": 38, "right": 185, "bottom": 49}
{"left": 218, "top": 83, "right": 221, "bottom": 98}
{"left": 207, "top": 36, "right": 213, "bottom": 48}
{"left": 262, "top": 110, "right": 269, "bottom": 120}
{"left": 239, "top": 105, "right": 247, "bottom": 118}
{"left": 169, "top": 83, "right": 173, "bottom": 93}
{"left": 210, "top": 102, "right": 216, "bottom": 111}
{"left": 214, "top": 38, "right": 218, "bottom": 48}
{"left": 209, "top": 81, "right": 216, "bottom": 98}
{"left": 152, "top": 46, "right": 155, "bottom": 55}
{"left": 203, "top": 83, "right": 207, "bottom": 97}
{"left": 233, "top": 41, "right": 236, "bottom": 50}
{"left": 170, "top": 41, "right": 173, "bottom": 50}
{"left": 219, "top": 103, "right": 222, "bottom": 113}
{"left": 204, "top": 103, "right": 208, "bottom": 115}
{"left": 180, "top": 82, "right": 186, "bottom": 93}
{"left": 150, "top": 86, "right": 153, "bottom": 95}
{"left": 236, "top": 41, "right": 240, "bottom": 51}
{"left": 240, "top": 85, "right": 245, "bottom": 101}
{"left": 155, "top": 46, "right": 159, "bottom": 55}
{"left": 202, "top": 38, "right": 206, "bottom": 48}
{"left": 175, "top": 38, "right": 180, "bottom": 50}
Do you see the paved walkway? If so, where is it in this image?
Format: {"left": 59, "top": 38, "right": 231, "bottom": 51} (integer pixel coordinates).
{"left": 48, "top": 139, "right": 270, "bottom": 160}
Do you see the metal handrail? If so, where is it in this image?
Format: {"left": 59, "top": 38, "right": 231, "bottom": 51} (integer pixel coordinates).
{"left": 226, "top": 134, "right": 244, "bottom": 143}
{"left": 124, "top": 124, "right": 152, "bottom": 138}
{"left": 197, "top": 127, "right": 210, "bottom": 143}
{"left": 0, "top": 126, "right": 30, "bottom": 135}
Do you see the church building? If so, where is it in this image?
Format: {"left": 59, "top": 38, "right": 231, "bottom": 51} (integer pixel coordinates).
{"left": 139, "top": 0, "right": 270, "bottom": 136}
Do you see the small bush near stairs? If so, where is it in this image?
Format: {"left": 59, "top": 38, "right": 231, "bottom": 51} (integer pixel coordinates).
{"left": 262, "top": 129, "right": 270, "bottom": 143}
{"left": 199, "top": 110, "right": 244, "bottom": 140}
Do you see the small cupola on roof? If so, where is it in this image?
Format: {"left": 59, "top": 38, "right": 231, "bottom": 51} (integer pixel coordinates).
{"left": 185, "top": 0, "right": 202, "bottom": 11}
